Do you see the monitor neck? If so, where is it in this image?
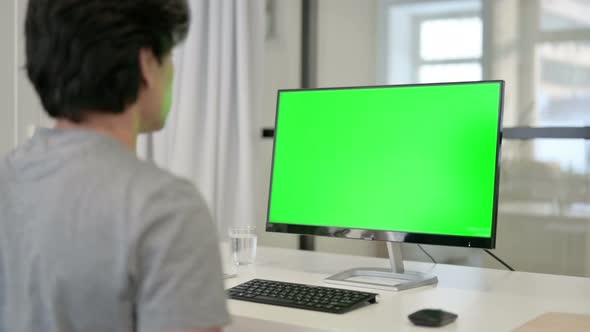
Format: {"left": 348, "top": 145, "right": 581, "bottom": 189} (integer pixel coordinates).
{"left": 387, "top": 242, "right": 405, "bottom": 274}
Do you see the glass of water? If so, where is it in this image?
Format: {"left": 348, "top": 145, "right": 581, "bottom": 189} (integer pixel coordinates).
{"left": 228, "top": 226, "right": 257, "bottom": 265}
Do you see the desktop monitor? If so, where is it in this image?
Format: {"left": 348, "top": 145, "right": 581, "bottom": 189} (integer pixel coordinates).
{"left": 266, "top": 81, "right": 504, "bottom": 291}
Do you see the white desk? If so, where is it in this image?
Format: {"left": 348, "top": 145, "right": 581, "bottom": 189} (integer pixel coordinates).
{"left": 224, "top": 246, "right": 590, "bottom": 332}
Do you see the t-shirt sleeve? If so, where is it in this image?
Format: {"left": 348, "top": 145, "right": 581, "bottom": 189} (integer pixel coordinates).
{"left": 132, "top": 179, "right": 230, "bottom": 332}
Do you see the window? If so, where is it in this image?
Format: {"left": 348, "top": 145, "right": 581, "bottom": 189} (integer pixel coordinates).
{"left": 378, "top": 0, "right": 590, "bottom": 277}
{"left": 541, "top": 0, "right": 590, "bottom": 32}
{"left": 379, "top": 0, "right": 482, "bottom": 84}
{"left": 418, "top": 16, "right": 482, "bottom": 82}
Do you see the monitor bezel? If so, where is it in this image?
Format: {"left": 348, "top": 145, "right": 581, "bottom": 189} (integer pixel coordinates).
{"left": 265, "top": 80, "right": 504, "bottom": 249}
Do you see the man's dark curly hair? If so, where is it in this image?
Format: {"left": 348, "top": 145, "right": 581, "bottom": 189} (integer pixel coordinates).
{"left": 25, "top": 0, "right": 190, "bottom": 122}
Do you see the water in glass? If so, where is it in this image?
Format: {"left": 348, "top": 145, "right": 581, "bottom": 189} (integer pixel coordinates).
{"left": 230, "top": 231, "right": 257, "bottom": 265}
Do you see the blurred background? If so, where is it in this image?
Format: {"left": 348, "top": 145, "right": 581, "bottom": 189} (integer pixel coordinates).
{"left": 1, "top": 0, "right": 589, "bottom": 277}
{"left": 260, "top": 0, "right": 590, "bottom": 277}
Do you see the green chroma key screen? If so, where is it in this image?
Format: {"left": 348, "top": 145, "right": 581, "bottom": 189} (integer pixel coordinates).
{"left": 268, "top": 82, "right": 503, "bottom": 238}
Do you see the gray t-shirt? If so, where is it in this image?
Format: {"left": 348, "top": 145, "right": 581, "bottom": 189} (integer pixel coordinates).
{"left": 0, "top": 128, "right": 229, "bottom": 332}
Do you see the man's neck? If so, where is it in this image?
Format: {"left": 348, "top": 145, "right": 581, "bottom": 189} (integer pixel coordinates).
{"left": 55, "top": 108, "right": 139, "bottom": 151}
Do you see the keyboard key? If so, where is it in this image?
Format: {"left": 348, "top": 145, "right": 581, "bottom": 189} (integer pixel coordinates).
{"left": 256, "top": 295, "right": 295, "bottom": 304}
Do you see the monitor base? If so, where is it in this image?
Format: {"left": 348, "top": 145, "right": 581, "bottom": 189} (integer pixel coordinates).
{"left": 324, "top": 242, "right": 438, "bottom": 291}
{"left": 324, "top": 268, "right": 438, "bottom": 291}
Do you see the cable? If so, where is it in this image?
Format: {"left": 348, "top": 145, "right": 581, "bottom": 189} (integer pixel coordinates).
{"left": 417, "top": 244, "right": 437, "bottom": 264}
{"left": 416, "top": 245, "right": 514, "bottom": 271}
{"left": 484, "top": 249, "right": 515, "bottom": 271}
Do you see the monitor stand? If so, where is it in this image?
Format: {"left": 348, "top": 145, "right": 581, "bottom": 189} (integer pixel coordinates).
{"left": 324, "top": 242, "right": 438, "bottom": 291}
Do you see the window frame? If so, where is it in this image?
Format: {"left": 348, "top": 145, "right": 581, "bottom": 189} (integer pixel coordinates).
{"left": 505, "top": 0, "right": 590, "bottom": 140}
{"left": 378, "top": 0, "right": 590, "bottom": 140}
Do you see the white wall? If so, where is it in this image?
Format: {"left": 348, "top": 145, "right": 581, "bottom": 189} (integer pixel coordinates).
{"left": 313, "top": 0, "right": 382, "bottom": 257}
{"left": 316, "top": 0, "right": 378, "bottom": 88}
{"left": 0, "top": 0, "right": 16, "bottom": 156}
{"left": 0, "top": 0, "right": 47, "bottom": 157}
{"left": 255, "top": 0, "right": 302, "bottom": 249}
{"left": 16, "top": 0, "right": 48, "bottom": 142}
{"left": 256, "top": 0, "right": 385, "bottom": 257}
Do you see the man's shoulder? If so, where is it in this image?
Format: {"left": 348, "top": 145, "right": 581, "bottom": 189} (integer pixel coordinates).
{"left": 122, "top": 157, "right": 197, "bottom": 204}
{"left": 128, "top": 160, "right": 199, "bottom": 206}
{"left": 94, "top": 141, "right": 188, "bottom": 189}
{"left": 82, "top": 140, "right": 203, "bottom": 214}
{"left": 91, "top": 143, "right": 209, "bottom": 232}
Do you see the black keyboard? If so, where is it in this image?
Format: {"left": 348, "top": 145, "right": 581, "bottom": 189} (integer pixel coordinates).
{"left": 227, "top": 279, "right": 378, "bottom": 314}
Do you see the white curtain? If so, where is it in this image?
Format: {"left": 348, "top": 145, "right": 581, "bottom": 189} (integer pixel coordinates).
{"left": 138, "top": 0, "right": 264, "bottom": 236}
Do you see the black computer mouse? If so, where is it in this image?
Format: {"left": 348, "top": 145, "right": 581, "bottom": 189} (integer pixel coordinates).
{"left": 408, "top": 309, "right": 458, "bottom": 327}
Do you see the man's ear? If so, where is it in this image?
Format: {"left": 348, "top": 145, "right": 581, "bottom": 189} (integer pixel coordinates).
{"left": 138, "top": 48, "right": 158, "bottom": 88}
